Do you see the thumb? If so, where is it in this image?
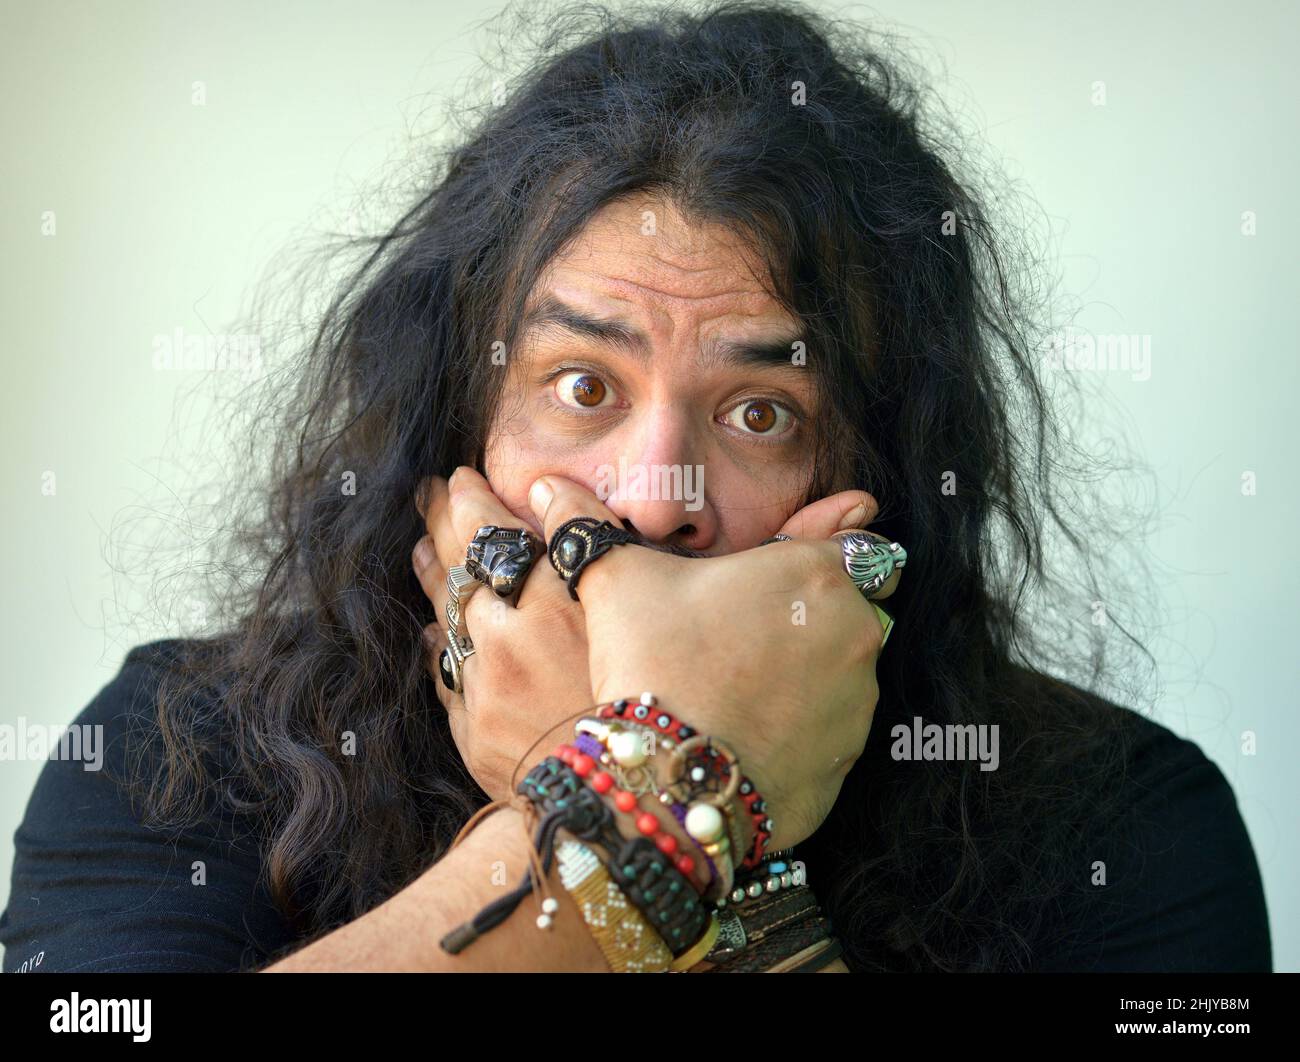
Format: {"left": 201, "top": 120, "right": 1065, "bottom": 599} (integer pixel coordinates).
{"left": 528, "top": 474, "right": 627, "bottom": 540}
{"left": 776, "top": 489, "right": 879, "bottom": 539}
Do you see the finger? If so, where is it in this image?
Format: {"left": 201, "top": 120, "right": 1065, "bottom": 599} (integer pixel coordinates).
{"left": 414, "top": 535, "right": 489, "bottom": 647}
{"left": 412, "top": 534, "right": 447, "bottom": 620}
{"left": 414, "top": 475, "right": 433, "bottom": 520}
{"left": 528, "top": 474, "right": 657, "bottom": 602}
{"left": 429, "top": 466, "right": 541, "bottom": 579}
{"left": 527, "top": 474, "right": 626, "bottom": 539}
{"left": 422, "top": 623, "right": 467, "bottom": 719}
{"left": 776, "top": 489, "right": 878, "bottom": 539}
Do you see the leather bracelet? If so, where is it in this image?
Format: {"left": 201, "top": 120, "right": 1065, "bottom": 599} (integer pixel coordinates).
{"left": 519, "top": 756, "right": 711, "bottom": 957}
{"left": 702, "top": 910, "right": 833, "bottom": 973}
{"left": 778, "top": 936, "right": 844, "bottom": 973}
{"left": 704, "top": 885, "right": 821, "bottom": 964}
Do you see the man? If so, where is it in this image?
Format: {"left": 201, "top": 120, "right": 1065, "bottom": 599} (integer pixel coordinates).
{"left": 0, "top": 2, "right": 1270, "bottom": 972}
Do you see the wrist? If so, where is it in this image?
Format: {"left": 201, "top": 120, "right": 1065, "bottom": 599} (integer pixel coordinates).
{"left": 587, "top": 692, "right": 773, "bottom": 876}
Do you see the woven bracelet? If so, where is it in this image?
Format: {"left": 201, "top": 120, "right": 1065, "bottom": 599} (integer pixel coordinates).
{"left": 519, "top": 756, "right": 711, "bottom": 957}
{"left": 702, "top": 910, "right": 833, "bottom": 973}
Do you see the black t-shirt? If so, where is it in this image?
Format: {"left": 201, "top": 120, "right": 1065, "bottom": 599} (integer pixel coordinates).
{"left": 0, "top": 639, "right": 1273, "bottom": 972}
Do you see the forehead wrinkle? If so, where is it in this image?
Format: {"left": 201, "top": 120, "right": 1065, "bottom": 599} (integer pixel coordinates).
{"left": 520, "top": 293, "right": 652, "bottom": 364}
{"left": 521, "top": 267, "right": 804, "bottom": 375}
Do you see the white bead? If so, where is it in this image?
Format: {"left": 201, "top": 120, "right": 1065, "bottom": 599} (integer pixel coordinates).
{"left": 610, "top": 729, "right": 646, "bottom": 767}
{"left": 541, "top": 897, "right": 559, "bottom": 914}
{"left": 640, "top": 691, "right": 656, "bottom": 706}
{"left": 684, "top": 802, "right": 725, "bottom": 843}
{"left": 536, "top": 914, "right": 553, "bottom": 930}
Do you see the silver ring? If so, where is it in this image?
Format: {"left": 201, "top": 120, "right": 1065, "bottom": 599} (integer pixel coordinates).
{"left": 832, "top": 530, "right": 907, "bottom": 598}
{"left": 438, "top": 634, "right": 475, "bottom": 693}
{"left": 445, "top": 565, "right": 480, "bottom": 640}
{"left": 440, "top": 565, "right": 480, "bottom": 693}
{"left": 465, "top": 525, "right": 542, "bottom": 604}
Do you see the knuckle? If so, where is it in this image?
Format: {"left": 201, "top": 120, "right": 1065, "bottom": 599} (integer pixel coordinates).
{"left": 797, "top": 542, "right": 844, "bottom": 594}
{"left": 845, "top": 611, "right": 881, "bottom": 664}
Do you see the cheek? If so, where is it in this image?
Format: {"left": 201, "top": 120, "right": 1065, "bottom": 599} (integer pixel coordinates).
{"left": 483, "top": 425, "right": 607, "bottom": 536}
{"left": 704, "top": 464, "right": 812, "bottom": 549}
{"left": 484, "top": 407, "right": 818, "bottom": 548}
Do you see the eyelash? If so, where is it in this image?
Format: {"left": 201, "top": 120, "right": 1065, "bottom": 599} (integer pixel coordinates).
{"left": 542, "top": 365, "right": 801, "bottom": 442}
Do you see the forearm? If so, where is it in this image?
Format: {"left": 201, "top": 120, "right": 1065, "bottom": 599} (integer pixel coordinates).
{"left": 261, "top": 805, "right": 609, "bottom": 972}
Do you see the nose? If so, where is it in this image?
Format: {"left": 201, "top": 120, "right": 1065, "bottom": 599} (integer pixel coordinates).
{"left": 601, "top": 410, "right": 717, "bottom": 551}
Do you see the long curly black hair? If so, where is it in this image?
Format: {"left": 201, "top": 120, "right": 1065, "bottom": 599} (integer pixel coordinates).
{"left": 126, "top": 0, "right": 1156, "bottom": 971}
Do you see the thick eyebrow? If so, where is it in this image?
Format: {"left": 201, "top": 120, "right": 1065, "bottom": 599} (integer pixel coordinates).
{"left": 520, "top": 294, "right": 805, "bottom": 370}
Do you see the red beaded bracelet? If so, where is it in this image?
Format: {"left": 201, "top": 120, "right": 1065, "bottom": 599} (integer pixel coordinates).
{"left": 553, "top": 741, "right": 708, "bottom": 890}
{"left": 595, "top": 693, "right": 773, "bottom": 871}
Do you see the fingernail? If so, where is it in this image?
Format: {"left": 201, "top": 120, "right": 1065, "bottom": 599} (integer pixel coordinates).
{"left": 840, "top": 501, "right": 869, "bottom": 530}
{"left": 449, "top": 466, "right": 466, "bottom": 488}
{"left": 414, "top": 478, "right": 429, "bottom": 515}
{"left": 529, "top": 477, "right": 554, "bottom": 518}
{"left": 413, "top": 536, "right": 435, "bottom": 572}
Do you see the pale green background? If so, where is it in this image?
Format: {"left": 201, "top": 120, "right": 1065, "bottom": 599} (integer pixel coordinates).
{"left": 2, "top": 0, "right": 1296, "bottom": 970}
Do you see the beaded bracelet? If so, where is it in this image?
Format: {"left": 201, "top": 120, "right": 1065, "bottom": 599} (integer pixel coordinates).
{"left": 554, "top": 839, "right": 673, "bottom": 972}
{"left": 556, "top": 737, "right": 716, "bottom": 897}
{"left": 574, "top": 712, "right": 748, "bottom": 896}
{"left": 718, "top": 849, "right": 805, "bottom": 908}
{"left": 570, "top": 719, "right": 742, "bottom": 903}
{"left": 597, "top": 693, "right": 773, "bottom": 869}
{"left": 519, "top": 755, "right": 712, "bottom": 957}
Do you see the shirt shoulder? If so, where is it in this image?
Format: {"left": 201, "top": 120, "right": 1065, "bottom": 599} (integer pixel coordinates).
{"left": 0, "top": 638, "right": 303, "bottom": 973}
{"left": 1030, "top": 681, "right": 1272, "bottom": 971}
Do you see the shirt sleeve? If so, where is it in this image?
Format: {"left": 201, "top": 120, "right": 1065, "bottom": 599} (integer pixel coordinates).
{"left": 0, "top": 641, "right": 300, "bottom": 973}
{"left": 1034, "top": 716, "right": 1272, "bottom": 972}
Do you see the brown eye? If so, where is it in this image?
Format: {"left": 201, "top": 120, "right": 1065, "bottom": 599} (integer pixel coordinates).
{"left": 572, "top": 374, "right": 606, "bottom": 406}
{"left": 743, "top": 401, "right": 776, "bottom": 432}
{"left": 554, "top": 371, "right": 614, "bottom": 410}
{"left": 722, "top": 398, "right": 794, "bottom": 438}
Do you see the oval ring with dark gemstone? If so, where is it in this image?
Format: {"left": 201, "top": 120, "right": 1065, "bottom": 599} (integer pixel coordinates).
{"left": 546, "top": 516, "right": 638, "bottom": 601}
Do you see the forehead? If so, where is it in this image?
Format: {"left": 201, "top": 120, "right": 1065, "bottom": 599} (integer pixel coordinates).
{"left": 522, "top": 196, "right": 799, "bottom": 334}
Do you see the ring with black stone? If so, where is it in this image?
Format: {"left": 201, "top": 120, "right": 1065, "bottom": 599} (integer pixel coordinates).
{"left": 547, "top": 517, "right": 637, "bottom": 601}
{"left": 438, "top": 631, "right": 475, "bottom": 693}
